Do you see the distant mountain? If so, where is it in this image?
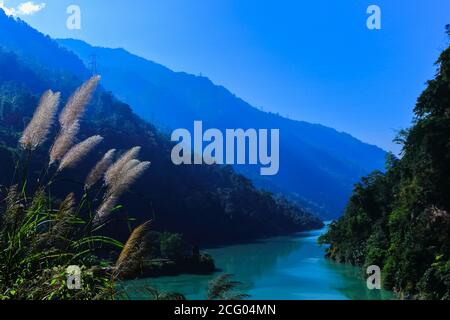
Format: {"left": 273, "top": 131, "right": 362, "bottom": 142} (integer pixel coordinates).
{"left": 0, "top": 10, "right": 322, "bottom": 244}
{"left": 0, "top": 15, "right": 87, "bottom": 78}
{"left": 57, "top": 38, "right": 387, "bottom": 218}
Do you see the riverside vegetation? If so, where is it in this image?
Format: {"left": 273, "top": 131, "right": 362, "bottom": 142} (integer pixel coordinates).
{"left": 320, "top": 28, "right": 450, "bottom": 300}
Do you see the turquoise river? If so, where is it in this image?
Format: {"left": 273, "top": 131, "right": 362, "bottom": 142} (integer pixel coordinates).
{"left": 124, "top": 224, "right": 394, "bottom": 300}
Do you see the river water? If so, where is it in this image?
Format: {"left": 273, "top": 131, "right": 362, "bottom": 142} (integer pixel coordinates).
{"left": 124, "top": 225, "right": 394, "bottom": 300}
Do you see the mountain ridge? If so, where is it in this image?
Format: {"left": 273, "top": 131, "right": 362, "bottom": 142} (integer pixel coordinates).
{"left": 0, "top": 10, "right": 323, "bottom": 244}
{"left": 57, "top": 38, "right": 387, "bottom": 218}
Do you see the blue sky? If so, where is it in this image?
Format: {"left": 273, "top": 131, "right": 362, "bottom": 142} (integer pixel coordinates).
{"left": 3, "top": 0, "right": 450, "bottom": 153}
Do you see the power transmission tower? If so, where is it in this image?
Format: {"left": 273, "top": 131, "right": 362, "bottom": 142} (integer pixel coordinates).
{"left": 88, "top": 53, "right": 98, "bottom": 75}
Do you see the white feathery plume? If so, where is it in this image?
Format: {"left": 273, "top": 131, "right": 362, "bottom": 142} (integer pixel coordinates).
{"left": 94, "top": 195, "right": 119, "bottom": 224}
{"left": 104, "top": 147, "right": 141, "bottom": 186}
{"left": 49, "top": 121, "right": 80, "bottom": 165}
{"left": 85, "top": 149, "right": 116, "bottom": 189}
{"left": 105, "top": 159, "right": 140, "bottom": 197}
{"left": 108, "top": 161, "right": 151, "bottom": 197}
{"left": 20, "top": 90, "right": 60, "bottom": 150}
{"left": 58, "top": 135, "right": 103, "bottom": 172}
{"left": 95, "top": 158, "right": 150, "bottom": 222}
{"left": 120, "top": 159, "right": 140, "bottom": 175}
{"left": 59, "top": 75, "right": 100, "bottom": 129}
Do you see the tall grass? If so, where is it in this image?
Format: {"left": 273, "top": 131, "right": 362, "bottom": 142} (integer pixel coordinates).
{"left": 0, "top": 78, "right": 153, "bottom": 300}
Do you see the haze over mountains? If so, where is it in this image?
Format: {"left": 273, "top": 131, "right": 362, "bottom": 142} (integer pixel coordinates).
{"left": 57, "top": 39, "right": 387, "bottom": 218}
{"left": 0, "top": 10, "right": 323, "bottom": 244}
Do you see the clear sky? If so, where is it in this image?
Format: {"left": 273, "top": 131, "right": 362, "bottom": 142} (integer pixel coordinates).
{"left": 4, "top": 0, "right": 450, "bottom": 153}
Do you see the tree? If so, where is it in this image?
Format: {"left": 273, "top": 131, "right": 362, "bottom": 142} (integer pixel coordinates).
{"left": 160, "top": 233, "right": 184, "bottom": 259}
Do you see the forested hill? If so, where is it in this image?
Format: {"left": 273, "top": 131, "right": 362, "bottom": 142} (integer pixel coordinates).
{"left": 56, "top": 39, "right": 386, "bottom": 219}
{"left": 320, "top": 33, "right": 450, "bottom": 299}
{"left": 0, "top": 11, "right": 323, "bottom": 244}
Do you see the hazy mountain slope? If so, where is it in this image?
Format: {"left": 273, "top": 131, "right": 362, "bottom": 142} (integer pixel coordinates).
{"left": 0, "top": 11, "right": 323, "bottom": 244}
{"left": 57, "top": 38, "right": 387, "bottom": 218}
{"left": 0, "top": 14, "right": 87, "bottom": 78}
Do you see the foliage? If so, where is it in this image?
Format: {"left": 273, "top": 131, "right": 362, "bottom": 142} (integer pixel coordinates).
{"left": 0, "top": 184, "right": 120, "bottom": 299}
{"left": 160, "top": 233, "right": 185, "bottom": 260}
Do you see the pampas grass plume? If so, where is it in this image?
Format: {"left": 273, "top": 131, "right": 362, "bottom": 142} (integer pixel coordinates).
{"left": 58, "top": 135, "right": 103, "bottom": 172}
{"left": 20, "top": 90, "right": 60, "bottom": 150}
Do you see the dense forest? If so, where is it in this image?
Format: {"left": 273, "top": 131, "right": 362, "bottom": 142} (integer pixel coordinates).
{"left": 0, "top": 10, "right": 322, "bottom": 246}
{"left": 320, "top": 29, "right": 450, "bottom": 299}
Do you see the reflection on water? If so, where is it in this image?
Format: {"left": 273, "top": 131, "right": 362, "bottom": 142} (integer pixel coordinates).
{"left": 124, "top": 226, "right": 394, "bottom": 300}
